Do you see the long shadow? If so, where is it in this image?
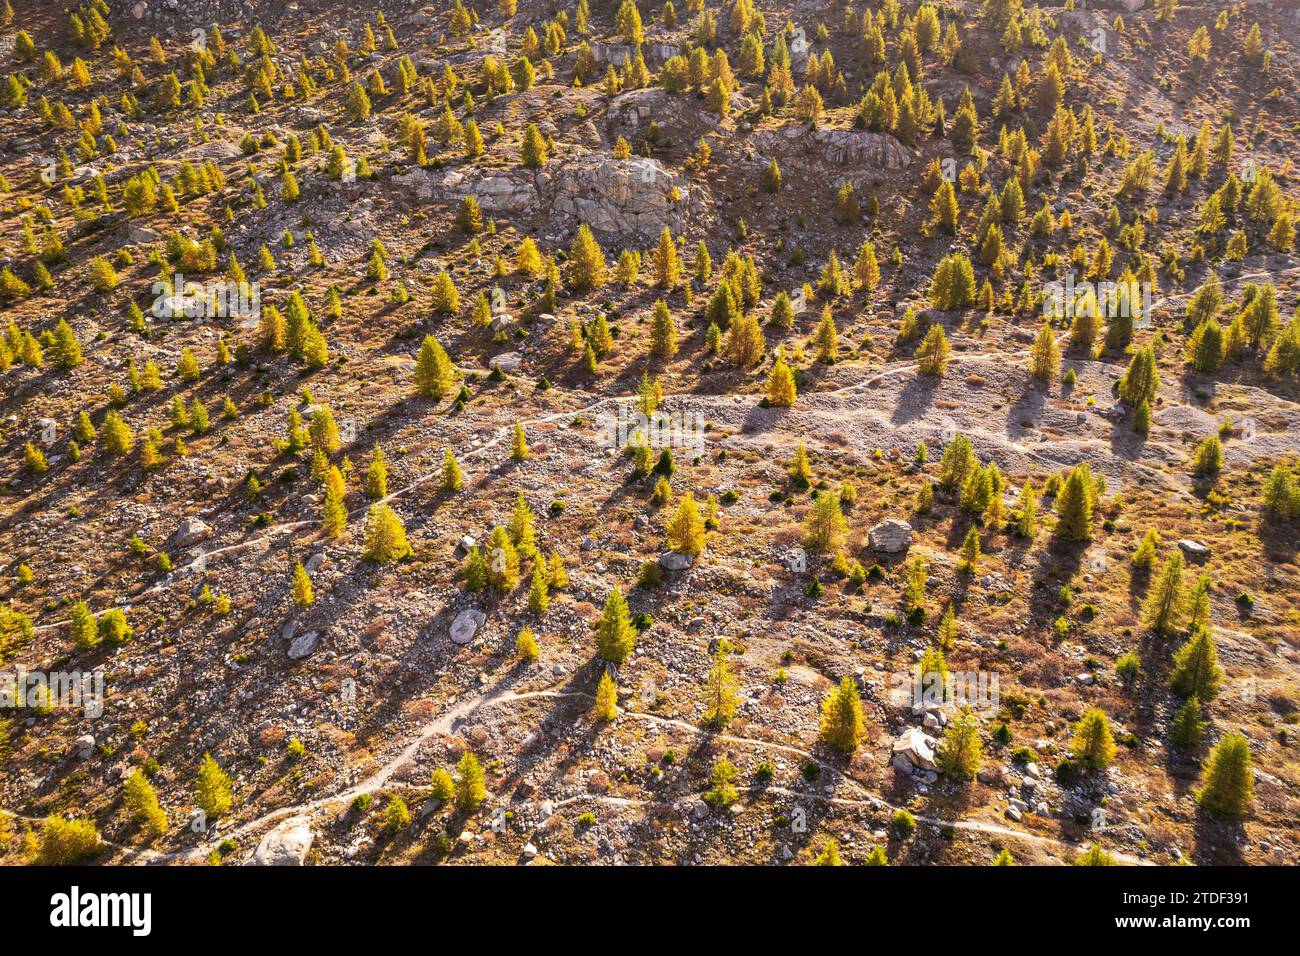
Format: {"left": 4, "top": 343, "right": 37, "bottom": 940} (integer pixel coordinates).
{"left": 1191, "top": 810, "right": 1247, "bottom": 865}
{"left": 888, "top": 373, "right": 940, "bottom": 429}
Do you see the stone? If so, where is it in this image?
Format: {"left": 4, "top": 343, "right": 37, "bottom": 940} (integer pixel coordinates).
{"left": 1177, "top": 539, "right": 1210, "bottom": 562}
{"left": 522, "top": 842, "right": 538, "bottom": 860}
{"left": 288, "top": 631, "right": 320, "bottom": 660}
{"left": 891, "top": 727, "right": 938, "bottom": 772}
{"left": 868, "top": 519, "right": 913, "bottom": 553}
{"left": 489, "top": 314, "right": 517, "bottom": 334}
{"left": 545, "top": 155, "right": 698, "bottom": 240}
{"left": 249, "top": 817, "right": 313, "bottom": 865}
{"left": 1005, "top": 805, "right": 1023, "bottom": 822}
{"left": 169, "top": 517, "right": 213, "bottom": 549}
{"left": 450, "top": 608, "right": 486, "bottom": 645}
{"left": 659, "top": 551, "right": 693, "bottom": 571}
{"left": 753, "top": 125, "right": 915, "bottom": 170}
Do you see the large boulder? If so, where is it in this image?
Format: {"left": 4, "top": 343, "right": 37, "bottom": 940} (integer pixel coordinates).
{"left": 868, "top": 519, "right": 913, "bottom": 553}
{"left": 1177, "top": 539, "right": 1211, "bottom": 562}
{"left": 248, "top": 817, "right": 313, "bottom": 866}
{"left": 450, "top": 608, "right": 486, "bottom": 645}
{"left": 288, "top": 630, "right": 320, "bottom": 660}
{"left": 659, "top": 551, "right": 693, "bottom": 572}
{"left": 168, "top": 517, "right": 213, "bottom": 549}
{"left": 891, "top": 728, "right": 938, "bottom": 772}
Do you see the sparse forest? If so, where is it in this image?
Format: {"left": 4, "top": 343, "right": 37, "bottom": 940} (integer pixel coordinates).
{"left": 0, "top": 0, "right": 1296, "bottom": 868}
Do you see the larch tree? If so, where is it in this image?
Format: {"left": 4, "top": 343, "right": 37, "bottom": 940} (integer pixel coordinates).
{"left": 594, "top": 670, "right": 618, "bottom": 721}
{"left": 766, "top": 351, "right": 797, "bottom": 407}
{"left": 1071, "top": 707, "right": 1117, "bottom": 770}
{"left": 702, "top": 641, "right": 738, "bottom": 727}
{"left": 819, "top": 676, "right": 865, "bottom": 752}
{"left": 1196, "top": 732, "right": 1253, "bottom": 820}
{"left": 1141, "top": 551, "right": 1185, "bottom": 635}
{"left": 414, "top": 335, "right": 455, "bottom": 399}
{"left": 1054, "top": 463, "right": 1095, "bottom": 541}
{"left": 1169, "top": 626, "right": 1223, "bottom": 700}
{"left": 937, "top": 707, "right": 983, "bottom": 781}
{"left": 455, "top": 751, "right": 487, "bottom": 810}
{"left": 596, "top": 587, "right": 636, "bottom": 663}
{"left": 194, "top": 752, "right": 233, "bottom": 819}
{"left": 565, "top": 224, "right": 607, "bottom": 291}
{"left": 362, "top": 504, "right": 413, "bottom": 563}
{"left": 666, "top": 491, "right": 706, "bottom": 555}
{"left": 650, "top": 299, "right": 677, "bottom": 359}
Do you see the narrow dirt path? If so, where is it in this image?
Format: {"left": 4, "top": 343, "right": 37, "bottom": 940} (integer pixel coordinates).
{"left": 0, "top": 676, "right": 1151, "bottom": 866}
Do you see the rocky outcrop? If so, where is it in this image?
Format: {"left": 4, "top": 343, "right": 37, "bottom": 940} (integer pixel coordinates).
{"left": 392, "top": 166, "right": 539, "bottom": 215}
{"left": 469, "top": 170, "right": 540, "bottom": 214}
{"left": 393, "top": 155, "right": 703, "bottom": 239}
{"left": 544, "top": 155, "right": 699, "bottom": 239}
{"left": 753, "top": 126, "right": 915, "bottom": 170}
{"left": 606, "top": 88, "right": 713, "bottom": 139}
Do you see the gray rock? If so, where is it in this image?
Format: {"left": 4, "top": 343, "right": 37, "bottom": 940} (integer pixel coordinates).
{"left": 490, "top": 351, "right": 523, "bottom": 373}
{"left": 752, "top": 125, "right": 915, "bottom": 170}
{"left": 288, "top": 631, "right": 320, "bottom": 660}
{"left": 248, "top": 817, "right": 313, "bottom": 865}
{"left": 450, "top": 608, "right": 486, "bottom": 645}
{"left": 546, "top": 155, "right": 697, "bottom": 240}
{"left": 658, "top": 551, "right": 693, "bottom": 571}
{"left": 891, "top": 727, "right": 938, "bottom": 771}
{"left": 1177, "top": 539, "right": 1210, "bottom": 562}
{"left": 169, "top": 517, "right": 213, "bottom": 549}
{"left": 868, "top": 519, "right": 913, "bottom": 553}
